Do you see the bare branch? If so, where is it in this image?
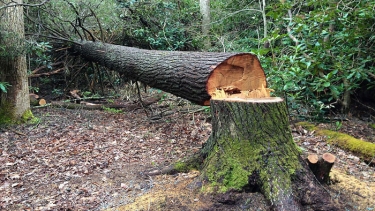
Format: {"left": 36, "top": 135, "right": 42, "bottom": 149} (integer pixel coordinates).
{"left": 287, "top": 10, "right": 299, "bottom": 46}
{"left": 88, "top": 6, "right": 103, "bottom": 42}
{"left": 0, "top": 0, "right": 51, "bottom": 10}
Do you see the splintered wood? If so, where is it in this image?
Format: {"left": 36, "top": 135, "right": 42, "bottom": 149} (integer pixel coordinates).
{"left": 211, "top": 84, "right": 274, "bottom": 100}
{"left": 206, "top": 54, "right": 271, "bottom": 100}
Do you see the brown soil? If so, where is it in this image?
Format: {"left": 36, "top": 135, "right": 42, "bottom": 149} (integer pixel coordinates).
{"left": 1, "top": 94, "right": 374, "bottom": 210}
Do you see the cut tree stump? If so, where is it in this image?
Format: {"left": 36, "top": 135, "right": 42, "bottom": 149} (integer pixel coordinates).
{"left": 200, "top": 98, "right": 340, "bottom": 210}
{"left": 204, "top": 97, "right": 302, "bottom": 210}
{"left": 307, "top": 153, "right": 336, "bottom": 184}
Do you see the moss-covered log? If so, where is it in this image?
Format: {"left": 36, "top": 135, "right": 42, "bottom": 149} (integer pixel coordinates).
{"left": 71, "top": 41, "right": 266, "bottom": 105}
{"left": 201, "top": 98, "right": 340, "bottom": 210}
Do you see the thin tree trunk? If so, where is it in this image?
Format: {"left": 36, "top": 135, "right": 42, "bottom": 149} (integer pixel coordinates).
{"left": 200, "top": 0, "right": 211, "bottom": 50}
{"left": 0, "top": 0, "right": 30, "bottom": 123}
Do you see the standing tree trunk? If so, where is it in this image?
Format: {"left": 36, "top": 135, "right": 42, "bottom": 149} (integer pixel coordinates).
{"left": 200, "top": 0, "right": 211, "bottom": 50}
{"left": 0, "top": 0, "right": 31, "bottom": 123}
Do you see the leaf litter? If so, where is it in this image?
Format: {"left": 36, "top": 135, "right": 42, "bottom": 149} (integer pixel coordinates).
{"left": 0, "top": 96, "right": 374, "bottom": 210}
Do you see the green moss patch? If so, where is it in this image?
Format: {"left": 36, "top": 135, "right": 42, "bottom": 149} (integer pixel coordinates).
{"left": 203, "top": 135, "right": 301, "bottom": 197}
{"left": 297, "top": 122, "right": 375, "bottom": 160}
{"left": 22, "top": 109, "right": 39, "bottom": 124}
{"left": 0, "top": 102, "right": 14, "bottom": 124}
{"left": 0, "top": 106, "right": 38, "bottom": 125}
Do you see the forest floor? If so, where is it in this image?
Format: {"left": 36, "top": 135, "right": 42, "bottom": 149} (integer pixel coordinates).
{"left": 1, "top": 93, "right": 375, "bottom": 211}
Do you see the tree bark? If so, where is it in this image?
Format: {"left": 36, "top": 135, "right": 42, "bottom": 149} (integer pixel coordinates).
{"left": 72, "top": 41, "right": 267, "bottom": 105}
{"left": 200, "top": 0, "right": 211, "bottom": 50}
{"left": 0, "top": 0, "right": 30, "bottom": 123}
{"left": 201, "top": 98, "right": 340, "bottom": 210}
{"left": 307, "top": 153, "right": 336, "bottom": 184}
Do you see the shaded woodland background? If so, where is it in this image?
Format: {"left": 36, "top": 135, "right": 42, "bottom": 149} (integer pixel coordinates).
{"left": 1, "top": 0, "right": 374, "bottom": 118}
{"left": 1, "top": 1, "right": 375, "bottom": 210}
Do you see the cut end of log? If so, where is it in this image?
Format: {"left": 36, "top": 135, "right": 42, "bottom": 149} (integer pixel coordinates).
{"left": 322, "top": 153, "right": 336, "bottom": 163}
{"left": 307, "top": 154, "right": 319, "bottom": 164}
{"left": 206, "top": 54, "right": 270, "bottom": 105}
{"left": 39, "top": 99, "right": 47, "bottom": 106}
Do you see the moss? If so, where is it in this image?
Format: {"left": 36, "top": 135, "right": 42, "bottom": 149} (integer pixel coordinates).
{"left": 173, "top": 159, "right": 200, "bottom": 173}
{"left": 102, "top": 106, "right": 123, "bottom": 113}
{"left": 0, "top": 102, "right": 15, "bottom": 124}
{"left": 297, "top": 122, "right": 375, "bottom": 160}
{"left": 369, "top": 123, "right": 375, "bottom": 129}
{"left": 21, "top": 109, "right": 39, "bottom": 124}
{"left": 174, "top": 161, "right": 189, "bottom": 172}
{"left": 0, "top": 105, "right": 38, "bottom": 125}
{"left": 203, "top": 135, "right": 301, "bottom": 198}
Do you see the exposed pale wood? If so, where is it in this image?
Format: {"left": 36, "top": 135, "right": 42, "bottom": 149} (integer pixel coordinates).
{"left": 322, "top": 153, "right": 336, "bottom": 163}
{"left": 307, "top": 154, "right": 319, "bottom": 164}
{"left": 206, "top": 54, "right": 267, "bottom": 97}
{"left": 70, "top": 90, "right": 81, "bottom": 100}
{"left": 38, "top": 99, "right": 46, "bottom": 106}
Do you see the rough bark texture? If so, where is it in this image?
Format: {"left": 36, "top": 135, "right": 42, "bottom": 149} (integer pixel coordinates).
{"left": 200, "top": 0, "right": 211, "bottom": 50}
{"left": 72, "top": 41, "right": 266, "bottom": 105}
{"left": 201, "top": 98, "right": 340, "bottom": 211}
{"left": 0, "top": 0, "right": 30, "bottom": 122}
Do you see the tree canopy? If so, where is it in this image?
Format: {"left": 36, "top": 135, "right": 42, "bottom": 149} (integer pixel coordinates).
{"left": 1, "top": 0, "right": 374, "bottom": 118}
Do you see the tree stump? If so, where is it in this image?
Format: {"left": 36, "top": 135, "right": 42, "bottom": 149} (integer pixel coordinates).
{"left": 307, "top": 153, "right": 336, "bottom": 184}
{"left": 199, "top": 98, "right": 340, "bottom": 210}
{"left": 202, "top": 97, "right": 303, "bottom": 210}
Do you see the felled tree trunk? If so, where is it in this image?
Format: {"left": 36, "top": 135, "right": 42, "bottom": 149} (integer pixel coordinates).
{"left": 200, "top": 98, "right": 340, "bottom": 210}
{"left": 71, "top": 41, "right": 266, "bottom": 105}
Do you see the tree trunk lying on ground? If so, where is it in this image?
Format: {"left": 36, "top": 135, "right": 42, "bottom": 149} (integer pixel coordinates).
{"left": 70, "top": 41, "right": 340, "bottom": 210}
{"left": 71, "top": 41, "right": 267, "bottom": 105}
{"left": 33, "top": 95, "right": 162, "bottom": 111}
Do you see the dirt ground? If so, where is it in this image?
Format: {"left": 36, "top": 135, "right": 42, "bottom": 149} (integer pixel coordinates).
{"left": 1, "top": 95, "right": 375, "bottom": 210}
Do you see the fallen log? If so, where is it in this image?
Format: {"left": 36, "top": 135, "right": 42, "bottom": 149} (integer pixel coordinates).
{"left": 33, "top": 95, "right": 162, "bottom": 111}
{"left": 29, "top": 93, "right": 46, "bottom": 106}
{"left": 71, "top": 41, "right": 267, "bottom": 105}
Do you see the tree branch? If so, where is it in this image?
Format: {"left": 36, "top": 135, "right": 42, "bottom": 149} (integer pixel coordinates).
{"left": 0, "top": 0, "right": 51, "bottom": 10}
